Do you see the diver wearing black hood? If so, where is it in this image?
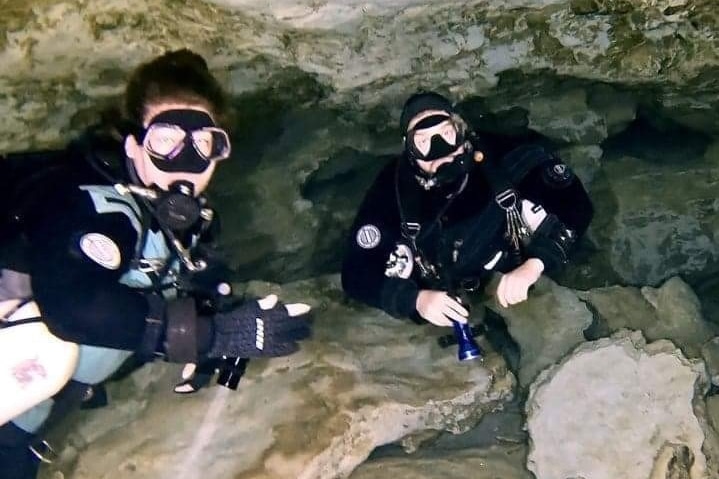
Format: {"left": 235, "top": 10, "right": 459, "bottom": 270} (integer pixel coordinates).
{"left": 341, "top": 91, "right": 593, "bottom": 326}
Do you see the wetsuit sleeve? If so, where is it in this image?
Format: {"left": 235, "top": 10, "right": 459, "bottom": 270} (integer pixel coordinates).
{"left": 24, "top": 185, "right": 151, "bottom": 350}
{"left": 341, "top": 163, "right": 420, "bottom": 319}
{"left": 516, "top": 152, "right": 594, "bottom": 272}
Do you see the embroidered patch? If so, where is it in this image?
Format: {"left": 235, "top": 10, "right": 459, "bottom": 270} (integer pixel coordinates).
{"left": 79, "top": 233, "right": 121, "bottom": 270}
{"left": 356, "top": 225, "right": 381, "bottom": 249}
{"left": 385, "top": 244, "right": 414, "bottom": 279}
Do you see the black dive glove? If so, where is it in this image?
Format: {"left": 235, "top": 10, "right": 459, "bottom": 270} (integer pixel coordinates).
{"left": 207, "top": 294, "right": 311, "bottom": 358}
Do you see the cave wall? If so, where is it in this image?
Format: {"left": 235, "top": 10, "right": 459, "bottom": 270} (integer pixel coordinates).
{"left": 4, "top": 2, "right": 719, "bottom": 478}
{"left": 2, "top": 0, "right": 719, "bottom": 291}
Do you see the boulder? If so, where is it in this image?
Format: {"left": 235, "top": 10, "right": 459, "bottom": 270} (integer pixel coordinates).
{"left": 579, "top": 276, "right": 718, "bottom": 358}
{"left": 349, "top": 444, "right": 532, "bottom": 479}
{"left": 40, "top": 276, "right": 514, "bottom": 479}
{"left": 484, "top": 277, "right": 594, "bottom": 388}
{"left": 526, "top": 331, "right": 710, "bottom": 479}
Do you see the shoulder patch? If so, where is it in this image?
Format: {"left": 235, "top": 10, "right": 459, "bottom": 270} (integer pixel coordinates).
{"left": 356, "top": 225, "right": 382, "bottom": 249}
{"left": 79, "top": 233, "right": 121, "bottom": 270}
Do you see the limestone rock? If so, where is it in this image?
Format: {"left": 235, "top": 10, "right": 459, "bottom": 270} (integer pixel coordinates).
{"left": 578, "top": 276, "right": 717, "bottom": 358}
{"left": 3, "top": 0, "right": 719, "bottom": 286}
{"left": 706, "top": 395, "right": 719, "bottom": 434}
{"left": 641, "top": 277, "right": 717, "bottom": 354}
{"left": 526, "top": 331, "right": 708, "bottom": 479}
{"left": 484, "top": 277, "right": 594, "bottom": 388}
{"left": 40, "top": 275, "right": 514, "bottom": 479}
{"left": 556, "top": 144, "right": 603, "bottom": 187}
{"left": 589, "top": 146, "right": 719, "bottom": 286}
{"left": 524, "top": 88, "right": 608, "bottom": 145}
{"left": 701, "top": 338, "right": 719, "bottom": 387}
{"left": 349, "top": 444, "right": 532, "bottom": 479}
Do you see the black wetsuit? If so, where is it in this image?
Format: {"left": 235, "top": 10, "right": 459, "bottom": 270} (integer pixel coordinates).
{"left": 341, "top": 141, "right": 594, "bottom": 319}
{"left": 0, "top": 138, "right": 221, "bottom": 478}
{"left": 8, "top": 140, "right": 221, "bottom": 351}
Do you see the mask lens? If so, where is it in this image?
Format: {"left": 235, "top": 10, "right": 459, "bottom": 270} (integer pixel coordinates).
{"left": 144, "top": 124, "right": 186, "bottom": 160}
{"left": 411, "top": 132, "right": 432, "bottom": 157}
{"left": 408, "top": 117, "right": 460, "bottom": 160}
{"left": 191, "top": 127, "right": 231, "bottom": 162}
{"left": 439, "top": 123, "right": 458, "bottom": 146}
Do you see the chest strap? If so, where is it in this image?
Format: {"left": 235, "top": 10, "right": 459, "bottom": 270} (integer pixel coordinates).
{"left": 476, "top": 157, "right": 532, "bottom": 265}
{"left": 394, "top": 158, "right": 467, "bottom": 285}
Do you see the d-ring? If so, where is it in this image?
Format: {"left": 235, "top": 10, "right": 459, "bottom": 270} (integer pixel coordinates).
{"left": 29, "top": 440, "right": 58, "bottom": 464}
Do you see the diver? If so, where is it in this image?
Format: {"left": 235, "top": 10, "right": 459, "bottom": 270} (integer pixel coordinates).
{"left": 341, "top": 92, "right": 593, "bottom": 335}
{"left": 0, "top": 49, "right": 312, "bottom": 479}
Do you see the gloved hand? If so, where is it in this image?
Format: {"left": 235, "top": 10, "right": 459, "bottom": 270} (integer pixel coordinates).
{"left": 416, "top": 290, "right": 469, "bottom": 327}
{"left": 207, "top": 294, "right": 311, "bottom": 358}
{"left": 496, "top": 258, "right": 544, "bottom": 307}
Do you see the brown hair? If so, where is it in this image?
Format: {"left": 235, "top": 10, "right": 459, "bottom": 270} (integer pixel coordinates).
{"left": 124, "top": 49, "right": 228, "bottom": 127}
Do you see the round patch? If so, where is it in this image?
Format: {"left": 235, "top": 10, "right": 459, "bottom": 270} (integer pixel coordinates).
{"left": 356, "top": 225, "right": 381, "bottom": 249}
{"left": 79, "top": 233, "right": 121, "bottom": 270}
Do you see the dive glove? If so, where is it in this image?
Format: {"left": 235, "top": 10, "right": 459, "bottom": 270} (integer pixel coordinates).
{"left": 207, "top": 294, "right": 311, "bottom": 358}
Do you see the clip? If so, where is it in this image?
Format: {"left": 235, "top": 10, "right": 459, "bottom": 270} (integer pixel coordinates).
{"left": 29, "top": 440, "right": 58, "bottom": 464}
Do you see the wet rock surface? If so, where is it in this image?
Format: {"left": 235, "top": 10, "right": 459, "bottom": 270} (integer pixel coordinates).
{"left": 35, "top": 275, "right": 719, "bottom": 479}
{"left": 483, "top": 277, "right": 594, "bottom": 388}
{"left": 4, "top": 1, "right": 719, "bottom": 478}
{"left": 39, "top": 276, "right": 514, "bottom": 479}
{"left": 2, "top": 0, "right": 719, "bottom": 288}
{"left": 579, "top": 276, "right": 718, "bottom": 357}
{"left": 350, "top": 444, "right": 532, "bottom": 479}
{"left": 526, "top": 331, "right": 710, "bottom": 479}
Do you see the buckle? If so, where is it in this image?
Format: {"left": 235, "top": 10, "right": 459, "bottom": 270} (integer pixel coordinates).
{"left": 136, "top": 258, "right": 166, "bottom": 274}
{"left": 459, "top": 277, "right": 482, "bottom": 292}
{"left": 495, "top": 189, "right": 518, "bottom": 210}
{"left": 401, "top": 222, "right": 421, "bottom": 239}
{"left": 29, "top": 440, "right": 58, "bottom": 464}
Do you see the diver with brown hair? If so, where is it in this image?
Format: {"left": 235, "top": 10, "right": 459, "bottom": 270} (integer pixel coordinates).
{"left": 0, "top": 49, "right": 312, "bottom": 478}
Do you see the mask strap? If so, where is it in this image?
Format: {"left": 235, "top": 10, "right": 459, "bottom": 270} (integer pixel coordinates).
{"left": 395, "top": 159, "right": 469, "bottom": 284}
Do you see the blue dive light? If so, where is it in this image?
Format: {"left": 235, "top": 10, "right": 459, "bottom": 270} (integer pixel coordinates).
{"left": 452, "top": 320, "right": 483, "bottom": 361}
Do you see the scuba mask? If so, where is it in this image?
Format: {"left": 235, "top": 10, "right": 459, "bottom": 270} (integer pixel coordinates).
{"left": 125, "top": 109, "right": 229, "bottom": 234}
{"left": 405, "top": 114, "right": 475, "bottom": 189}
{"left": 140, "top": 109, "right": 231, "bottom": 174}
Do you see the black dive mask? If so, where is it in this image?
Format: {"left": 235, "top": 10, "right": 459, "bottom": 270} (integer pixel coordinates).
{"left": 140, "top": 109, "right": 231, "bottom": 174}
{"left": 153, "top": 181, "right": 203, "bottom": 232}
{"left": 405, "top": 114, "right": 465, "bottom": 162}
{"left": 405, "top": 114, "right": 475, "bottom": 190}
